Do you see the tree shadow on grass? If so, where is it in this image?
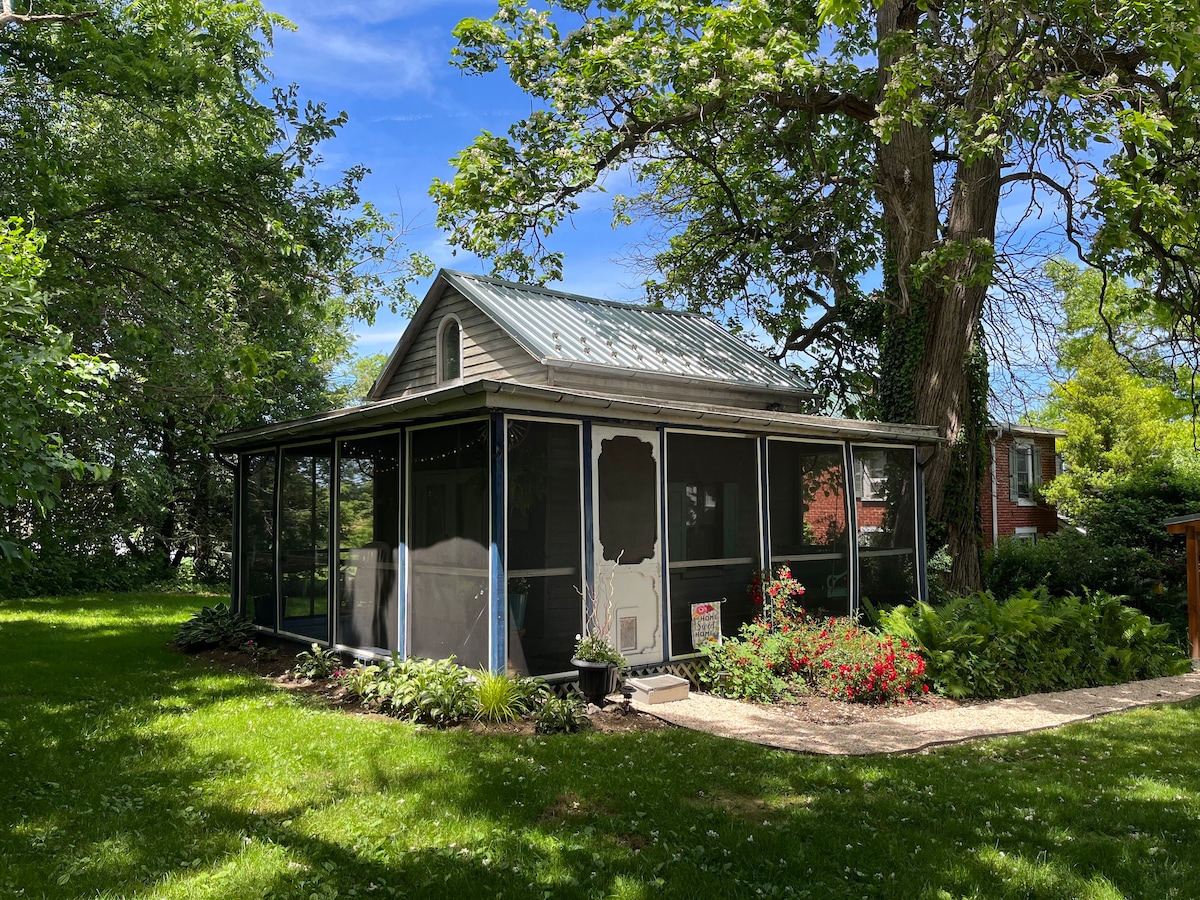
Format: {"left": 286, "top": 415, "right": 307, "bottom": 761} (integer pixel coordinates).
{"left": 3, "top": 594, "right": 1200, "bottom": 898}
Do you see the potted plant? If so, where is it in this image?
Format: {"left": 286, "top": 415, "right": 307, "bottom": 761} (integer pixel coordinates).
{"left": 571, "top": 553, "right": 626, "bottom": 705}
{"left": 571, "top": 631, "right": 626, "bottom": 705}
{"left": 508, "top": 576, "right": 530, "bottom": 635}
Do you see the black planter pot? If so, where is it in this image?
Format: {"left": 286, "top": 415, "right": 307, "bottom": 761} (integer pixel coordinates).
{"left": 571, "top": 658, "right": 619, "bottom": 705}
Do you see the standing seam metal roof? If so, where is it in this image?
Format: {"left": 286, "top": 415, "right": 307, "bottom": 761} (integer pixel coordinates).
{"left": 443, "top": 270, "right": 813, "bottom": 394}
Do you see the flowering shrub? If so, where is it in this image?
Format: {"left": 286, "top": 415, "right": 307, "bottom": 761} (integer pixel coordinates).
{"left": 748, "top": 565, "right": 806, "bottom": 622}
{"left": 703, "top": 567, "right": 928, "bottom": 705}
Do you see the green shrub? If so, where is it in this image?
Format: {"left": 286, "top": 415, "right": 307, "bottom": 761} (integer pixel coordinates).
{"left": 338, "top": 660, "right": 384, "bottom": 703}
{"left": 473, "top": 669, "right": 545, "bottom": 723}
{"left": 373, "top": 657, "right": 477, "bottom": 726}
{"left": 985, "top": 465, "right": 1200, "bottom": 641}
{"left": 292, "top": 643, "right": 342, "bottom": 679}
{"left": 535, "top": 693, "right": 590, "bottom": 734}
{"left": 700, "top": 631, "right": 789, "bottom": 702}
{"left": 880, "top": 588, "right": 1190, "bottom": 699}
{"left": 174, "top": 602, "right": 255, "bottom": 649}
{"left": 0, "top": 545, "right": 169, "bottom": 599}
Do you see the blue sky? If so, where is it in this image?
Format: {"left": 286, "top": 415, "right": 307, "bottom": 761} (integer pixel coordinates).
{"left": 258, "top": 1, "right": 1056, "bottom": 414}
{"left": 262, "top": 1, "right": 649, "bottom": 358}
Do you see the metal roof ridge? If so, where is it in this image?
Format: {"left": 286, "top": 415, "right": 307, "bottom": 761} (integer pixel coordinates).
{"left": 442, "top": 268, "right": 704, "bottom": 318}
{"left": 541, "top": 357, "right": 815, "bottom": 396}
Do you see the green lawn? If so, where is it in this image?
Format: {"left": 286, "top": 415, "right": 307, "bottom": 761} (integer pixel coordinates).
{"left": 2, "top": 593, "right": 1198, "bottom": 899}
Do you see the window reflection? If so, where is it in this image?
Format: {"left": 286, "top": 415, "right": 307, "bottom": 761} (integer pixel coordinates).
{"left": 337, "top": 434, "right": 400, "bottom": 652}
{"left": 506, "top": 420, "right": 583, "bottom": 676}
{"left": 768, "top": 441, "right": 851, "bottom": 617}
{"left": 279, "top": 446, "right": 332, "bottom": 640}
{"left": 409, "top": 421, "right": 490, "bottom": 668}
{"left": 667, "top": 433, "right": 759, "bottom": 656}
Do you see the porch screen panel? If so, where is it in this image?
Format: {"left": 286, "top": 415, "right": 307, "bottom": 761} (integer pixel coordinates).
{"left": 240, "top": 452, "right": 276, "bottom": 628}
{"left": 666, "top": 433, "right": 759, "bottom": 656}
{"left": 852, "top": 446, "right": 918, "bottom": 607}
{"left": 336, "top": 433, "right": 400, "bottom": 652}
{"left": 767, "top": 441, "right": 851, "bottom": 617}
{"left": 506, "top": 421, "right": 582, "bottom": 676}
{"left": 279, "top": 446, "right": 333, "bottom": 640}
{"left": 409, "top": 421, "right": 490, "bottom": 669}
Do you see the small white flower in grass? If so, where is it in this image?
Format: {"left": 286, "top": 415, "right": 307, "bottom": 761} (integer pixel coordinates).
{"left": 747, "top": 835, "right": 754, "bottom": 842}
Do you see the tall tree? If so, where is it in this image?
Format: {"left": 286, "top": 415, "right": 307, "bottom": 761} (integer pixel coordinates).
{"left": 2, "top": 1, "right": 429, "bottom": 574}
{"left": 1033, "top": 261, "right": 1195, "bottom": 521}
{"left": 432, "top": 0, "right": 1200, "bottom": 592}
{"left": 0, "top": 218, "right": 114, "bottom": 562}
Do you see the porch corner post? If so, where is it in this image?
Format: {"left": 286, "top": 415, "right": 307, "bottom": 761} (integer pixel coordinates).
{"left": 582, "top": 421, "right": 596, "bottom": 607}
{"left": 230, "top": 455, "right": 242, "bottom": 615}
{"left": 396, "top": 429, "right": 407, "bottom": 659}
{"left": 758, "top": 436, "right": 771, "bottom": 575}
{"left": 845, "top": 442, "right": 860, "bottom": 615}
{"left": 490, "top": 412, "right": 507, "bottom": 674}
{"left": 915, "top": 455, "right": 929, "bottom": 603}
{"left": 658, "top": 426, "right": 670, "bottom": 664}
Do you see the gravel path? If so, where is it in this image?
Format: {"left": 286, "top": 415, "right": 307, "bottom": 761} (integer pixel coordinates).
{"left": 631, "top": 672, "right": 1200, "bottom": 755}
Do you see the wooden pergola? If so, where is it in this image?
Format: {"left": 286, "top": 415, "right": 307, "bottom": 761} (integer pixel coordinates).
{"left": 1165, "top": 513, "right": 1200, "bottom": 661}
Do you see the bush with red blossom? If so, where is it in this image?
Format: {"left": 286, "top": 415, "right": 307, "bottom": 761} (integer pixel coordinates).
{"left": 703, "top": 567, "right": 929, "bottom": 704}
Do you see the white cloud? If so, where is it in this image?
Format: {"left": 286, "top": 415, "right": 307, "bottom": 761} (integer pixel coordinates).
{"left": 265, "top": 4, "right": 452, "bottom": 97}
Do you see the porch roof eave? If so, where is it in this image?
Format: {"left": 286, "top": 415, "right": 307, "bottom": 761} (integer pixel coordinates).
{"left": 212, "top": 379, "right": 944, "bottom": 451}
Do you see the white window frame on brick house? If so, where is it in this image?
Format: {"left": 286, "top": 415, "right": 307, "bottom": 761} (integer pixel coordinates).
{"left": 1012, "top": 526, "right": 1038, "bottom": 545}
{"left": 854, "top": 448, "right": 888, "bottom": 501}
{"left": 1009, "top": 440, "right": 1042, "bottom": 506}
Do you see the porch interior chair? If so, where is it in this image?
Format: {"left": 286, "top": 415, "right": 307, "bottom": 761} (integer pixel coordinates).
{"left": 826, "top": 568, "right": 848, "bottom": 599}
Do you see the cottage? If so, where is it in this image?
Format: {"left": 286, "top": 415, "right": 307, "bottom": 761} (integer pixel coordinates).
{"left": 216, "top": 270, "right": 939, "bottom": 680}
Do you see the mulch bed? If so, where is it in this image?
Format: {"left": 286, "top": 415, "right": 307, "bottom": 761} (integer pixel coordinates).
{"left": 184, "top": 636, "right": 963, "bottom": 735}
{"left": 183, "top": 640, "right": 671, "bottom": 735}
{"left": 763, "top": 692, "right": 971, "bottom": 726}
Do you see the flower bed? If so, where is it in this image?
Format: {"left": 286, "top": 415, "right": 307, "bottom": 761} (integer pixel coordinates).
{"left": 701, "top": 566, "right": 928, "bottom": 704}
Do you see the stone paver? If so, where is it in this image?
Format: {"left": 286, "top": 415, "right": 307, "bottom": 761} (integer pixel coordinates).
{"left": 630, "top": 672, "right": 1200, "bottom": 755}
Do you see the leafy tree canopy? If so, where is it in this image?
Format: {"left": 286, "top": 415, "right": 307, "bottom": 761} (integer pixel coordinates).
{"left": 1033, "top": 262, "right": 1196, "bottom": 522}
{"left": 0, "top": 218, "right": 116, "bottom": 562}
{"left": 432, "top": 0, "right": 1200, "bottom": 590}
{"left": 1, "top": 1, "right": 431, "bottom": 574}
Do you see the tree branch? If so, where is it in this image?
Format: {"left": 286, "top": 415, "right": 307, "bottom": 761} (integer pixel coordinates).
{"left": 998, "top": 169, "right": 1089, "bottom": 261}
{"left": 762, "top": 88, "right": 875, "bottom": 124}
{"left": 1, "top": 0, "right": 96, "bottom": 27}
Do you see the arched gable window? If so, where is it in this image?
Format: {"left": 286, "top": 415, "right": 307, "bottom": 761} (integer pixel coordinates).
{"left": 438, "top": 316, "right": 462, "bottom": 383}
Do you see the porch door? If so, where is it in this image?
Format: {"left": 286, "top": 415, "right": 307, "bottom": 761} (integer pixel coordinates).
{"left": 591, "top": 425, "right": 664, "bottom": 665}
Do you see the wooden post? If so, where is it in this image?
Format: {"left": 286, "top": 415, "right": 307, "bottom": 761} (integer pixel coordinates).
{"left": 1167, "top": 515, "right": 1200, "bottom": 662}
{"left": 1188, "top": 526, "right": 1200, "bottom": 661}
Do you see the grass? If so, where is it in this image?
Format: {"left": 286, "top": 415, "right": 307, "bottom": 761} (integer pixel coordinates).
{"left": 1, "top": 593, "right": 1199, "bottom": 899}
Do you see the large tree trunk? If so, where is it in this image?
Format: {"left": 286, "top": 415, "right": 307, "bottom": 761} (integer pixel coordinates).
{"left": 912, "top": 156, "right": 1000, "bottom": 593}
{"left": 875, "top": 1, "right": 1002, "bottom": 594}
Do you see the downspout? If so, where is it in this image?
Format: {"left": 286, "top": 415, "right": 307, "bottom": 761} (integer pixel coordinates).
{"left": 990, "top": 425, "right": 1003, "bottom": 547}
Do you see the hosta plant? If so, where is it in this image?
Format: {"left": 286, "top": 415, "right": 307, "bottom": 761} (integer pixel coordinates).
{"left": 174, "top": 603, "right": 255, "bottom": 650}
{"left": 535, "top": 693, "right": 591, "bottom": 734}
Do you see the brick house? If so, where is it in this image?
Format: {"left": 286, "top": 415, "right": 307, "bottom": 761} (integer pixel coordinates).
{"left": 981, "top": 423, "right": 1065, "bottom": 548}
